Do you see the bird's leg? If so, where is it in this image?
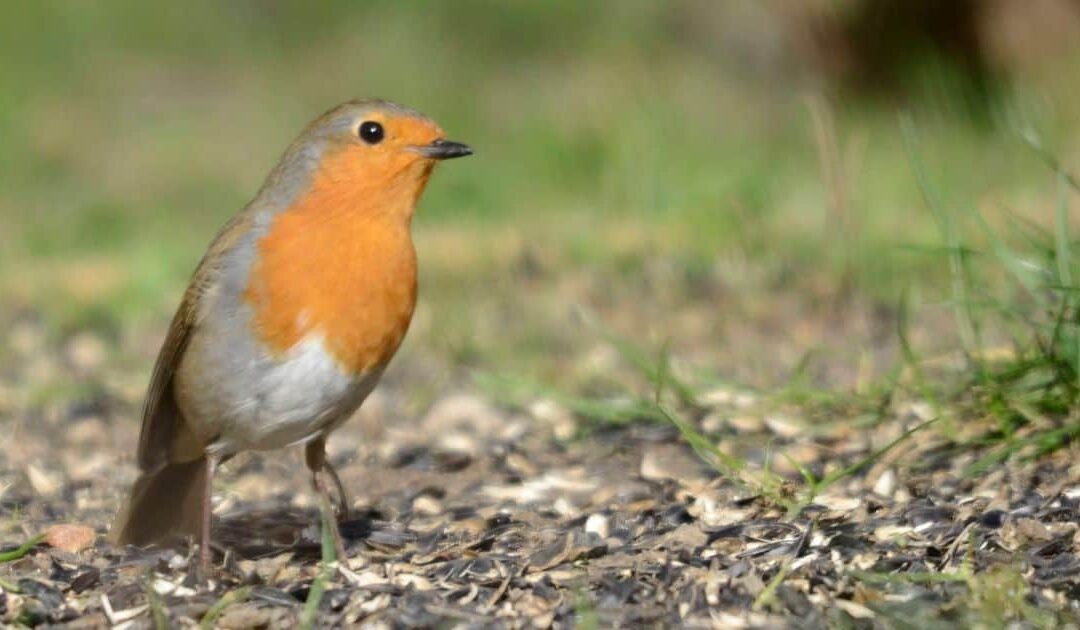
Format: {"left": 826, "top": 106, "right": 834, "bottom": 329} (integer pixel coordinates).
{"left": 322, "top": 459, "right": 350, "bottom": 519}
{"left": 200, "top": 455, "right": 218, "bottom": 583}
{"left": 313, "top": 470, "right": 349, "bottom": 564}
{"left": 305, "top": 438, "right": 348, "bottom": 563}
{"left": 304, "top": 437, "right": 350, "bottom": 517}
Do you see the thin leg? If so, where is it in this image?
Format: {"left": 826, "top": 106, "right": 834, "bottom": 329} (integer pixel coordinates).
{"left": 323, "top": 460, "right": 350, "bottom": 519}
{"left": 313, "top": 469, "right": 348, "bottom": 563}
{"left": 200, "top": 455, "right": 217, "bottom": 582}
{"left": 305, "top": 438, "right": 348, "bottom": 562}
{"left": 304, "top": 438, "right": 349, "bottom": 517}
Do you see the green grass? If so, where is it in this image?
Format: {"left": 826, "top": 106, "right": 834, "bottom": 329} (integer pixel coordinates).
{"left": 854, "top": 564, "right": 1066, "bottom": 628}
{"left": 472, "top": 118, "right": 1080, "bottom": 621}
{"left": 900, "top": 123, "right": 1080, "bottom": 470}
{"left": 299, "top": 501, "right": 338, "bottom": 630}
{"left": 199, "top": 587, "right": 253, "bottom": 630}
{"left": 4, "top": 3, "right": 1080, "bottom": 384}
{"left": 144, "top": 572, "right": 170, "bottom": 630}
{"left": 0, "top": 534, "right": 44, "bottom": 563}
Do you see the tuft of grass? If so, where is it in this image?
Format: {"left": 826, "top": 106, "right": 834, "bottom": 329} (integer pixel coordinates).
{"left": 852, "top": 529, "right": 1064, "bottom": 626}
{"left": 854, "top": 563, "right": 1062, "bottom": 627}
{"left": 900, "top": 120, "right": 1080, "bottom": 469}
{"left": 626, "top": 333, "right": 938, "bottom": 513}
{"left": 961, "top": 565, "right": 1059, "bottom": 629}
{"left": 492, "top": 326, "right": 940, "bottom": 516}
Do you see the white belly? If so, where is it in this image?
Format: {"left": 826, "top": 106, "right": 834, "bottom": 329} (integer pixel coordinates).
{"left": 176, "top": 331, "right": 381, "bottom": 457}
{"left": 227, "top": 335, "right": 374, "bottom": 449}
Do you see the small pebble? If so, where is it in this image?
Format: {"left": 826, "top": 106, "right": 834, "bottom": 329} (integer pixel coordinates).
{"left": 43, "top": 524, "right": 95, "bottom": 553}
{"left": 979, "top": 509, "right": 1007, "bottom": 529}
{"left": 66, "top": 332, "right": 107, "bottom": 371}
{"left": 26, "top": 464, "right": 63, "bottom": 496}
{"left": 872, "top": 469, "right": 896, "bottom": 498}
{"left": 413, "top": 495, "right": 443, "bottom": 516}
{"left": 584, "top": 513, "right": 610, "bottom": 539}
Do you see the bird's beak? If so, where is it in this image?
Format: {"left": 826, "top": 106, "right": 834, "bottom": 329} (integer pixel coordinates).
{"left": 414, "top": 139, "right": 473, "bottom": 160}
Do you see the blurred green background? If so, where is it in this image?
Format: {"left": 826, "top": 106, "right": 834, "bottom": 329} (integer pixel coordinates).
{"left": 3, "top": 0, "right": 1080, "bottom": 388}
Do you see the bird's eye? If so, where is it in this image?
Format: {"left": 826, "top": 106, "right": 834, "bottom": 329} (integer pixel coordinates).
{"left": 357, "top": 121, "right": 384, "bottom": 144}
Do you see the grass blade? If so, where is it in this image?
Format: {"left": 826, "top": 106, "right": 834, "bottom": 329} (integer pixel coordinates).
{"left": 0, "top": 534, "right": 44, "bottom": 563}
{"left": 1020, "top": 128, "right": 1080, "bottom": 194}
{"left": 299, "top": 505, "right": 336, "bottom": 630}
{"left": 752, "top": 561, "right": 793, "bottom": 612}
{"left": 901, "top": 115, "right": 980, "bottom": 356}
{"left": 1054, "top": 172, "right": 1073, "bottom": 288}
{"left": 144, "top": 573, "right": 169, "bottom": 630}
{"left": 819, "top": 416, "right": 938, "bottom": 488}
{"left": 199, "top": 587, "right": 253, "bottom": 629}
{"left": 973, "top": 210, "right": 1045, "bottom": 298}
{"left": 1053, "top": 172, "right": 1080, "bottom": 390}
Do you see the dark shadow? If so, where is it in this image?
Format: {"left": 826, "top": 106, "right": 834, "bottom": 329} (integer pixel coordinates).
{"left": 213, "top": 506, "right": 397, "bottom": 561}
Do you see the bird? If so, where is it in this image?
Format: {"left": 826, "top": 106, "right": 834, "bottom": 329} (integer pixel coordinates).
{"left": 108, "top": 99, "right": 472, "bottom": 576}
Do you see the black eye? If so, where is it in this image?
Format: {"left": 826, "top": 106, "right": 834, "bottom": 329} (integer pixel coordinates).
{"left": 358, "top": 121, "right": 384, "bottom": 144}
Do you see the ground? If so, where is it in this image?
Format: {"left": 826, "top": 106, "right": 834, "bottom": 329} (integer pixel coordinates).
{"left": 3, "top": 303, "right": 1080, "bottom": 628}
{"left": 5, "top": 3, "right": 1080, "bottom": 628}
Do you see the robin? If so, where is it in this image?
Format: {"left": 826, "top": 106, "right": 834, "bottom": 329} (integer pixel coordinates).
{"left": 108, "top": 99, "right": 472, "bottom": 574}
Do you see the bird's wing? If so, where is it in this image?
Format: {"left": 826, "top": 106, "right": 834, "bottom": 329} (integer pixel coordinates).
{"left": 135, "top": 211, "right": 256, "bottom": 469}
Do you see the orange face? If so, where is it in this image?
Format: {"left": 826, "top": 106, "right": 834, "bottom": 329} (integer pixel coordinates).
{"left": 333, "top": 114, "right": 436, "bottom": 185}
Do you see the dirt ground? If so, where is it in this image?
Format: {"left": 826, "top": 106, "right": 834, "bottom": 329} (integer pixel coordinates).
{"left": 2, "top": 311, "right": 1080, "bottom": 628}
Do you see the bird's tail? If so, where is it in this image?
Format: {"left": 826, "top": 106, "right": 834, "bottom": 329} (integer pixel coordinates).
{"left": 108, "top": 458, "right": 207, "bottom": 546}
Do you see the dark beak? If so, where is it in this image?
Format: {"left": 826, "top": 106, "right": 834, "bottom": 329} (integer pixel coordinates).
{"left": 417, "top": 139, "right": 473, "bottom": 160}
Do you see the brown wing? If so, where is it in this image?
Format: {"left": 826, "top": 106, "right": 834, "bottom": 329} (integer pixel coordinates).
{"left": 135, "top": 211, "right": 256, "bottom": 469}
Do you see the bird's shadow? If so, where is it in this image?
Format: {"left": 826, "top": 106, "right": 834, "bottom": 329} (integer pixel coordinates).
{"left": 213, "top": 506, "right": 390, "bottom": 561}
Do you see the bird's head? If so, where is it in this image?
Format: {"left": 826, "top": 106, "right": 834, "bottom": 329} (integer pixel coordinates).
{"left": 262, "top": 99, "right": 471, "bottom": 216}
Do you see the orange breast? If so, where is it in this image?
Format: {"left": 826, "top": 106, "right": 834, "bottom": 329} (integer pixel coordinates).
{"left": 243, "top": 149, "right": 428, "bottom": 375}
